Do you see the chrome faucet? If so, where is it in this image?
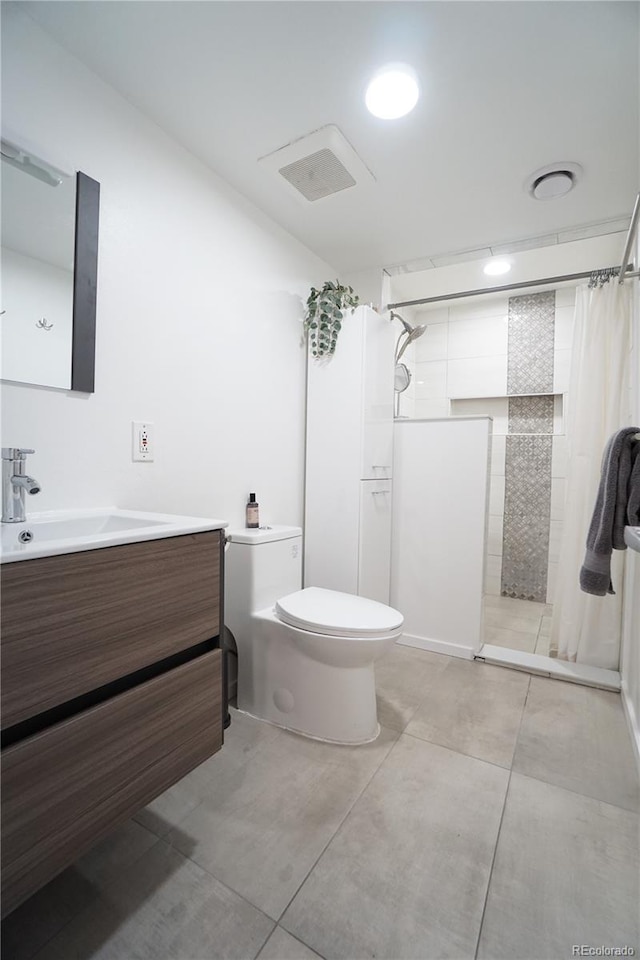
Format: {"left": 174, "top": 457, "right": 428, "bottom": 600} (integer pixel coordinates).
{"left": 2, "top": 448, "right": 41, "bottom": 523}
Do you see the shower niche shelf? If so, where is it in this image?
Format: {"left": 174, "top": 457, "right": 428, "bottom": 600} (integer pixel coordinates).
{"left": 450, "top": 394, "right": 564, "bottom": 435}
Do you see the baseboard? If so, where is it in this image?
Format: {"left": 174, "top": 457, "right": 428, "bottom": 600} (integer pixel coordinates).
{"left": 621, "top": 680, "right": 640, "bottom": 778}
{"left": 397, "top": 634, "right": 476, "bottom": 660}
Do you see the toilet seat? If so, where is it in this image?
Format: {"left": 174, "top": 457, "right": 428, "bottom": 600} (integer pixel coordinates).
{"left": 275, "top": 587, "right": 403, "bottom": 639}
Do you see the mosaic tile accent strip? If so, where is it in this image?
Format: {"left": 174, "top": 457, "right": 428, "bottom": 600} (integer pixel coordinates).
{"left": 501, "top": 435, "right": 552, "bottom": 602}
{"left": 508, "top": 395, "right": 554, "bottom": 435}
{"left": 507, "top": 292, "right": 555, "bottom": 395}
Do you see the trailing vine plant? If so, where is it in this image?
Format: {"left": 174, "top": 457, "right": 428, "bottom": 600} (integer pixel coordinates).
{"left": 304, "top": 280, "right": 360, "bottom": 358}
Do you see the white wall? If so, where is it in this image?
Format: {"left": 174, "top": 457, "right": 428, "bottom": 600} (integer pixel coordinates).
{"left": 0, "top": 6, "right": 333, "bottom": 528}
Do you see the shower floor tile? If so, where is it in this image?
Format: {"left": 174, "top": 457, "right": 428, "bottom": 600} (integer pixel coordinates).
{"left": 484, "top": 595, "right": 550, "bottom": 656}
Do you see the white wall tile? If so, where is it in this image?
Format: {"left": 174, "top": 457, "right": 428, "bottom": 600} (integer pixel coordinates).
{"left": 414, "top": 360, "right": 447, "bottom": 399}
{"left": 489, "top": 475, "right": 505, "bottom": 517}
{"left": 549, "top": 520, "right": 563, "bottom": 564}
{"left": 415, "top": 306, "right": 449, "bottom": 327}
{"left": 447, "top": 316, "right": 508, "bottom": 360}
{"left": 414, "top": 323, "right": 448, "bottom": 362}
{"left": 555, "top": 286, "right": 577, "bottom": 308}
{"left": 413, "top": 398, "right": 450, "bottom": 418}
{"left": 553, "top": 395, "right": 564, "bottom": 435}
{"left": 554, "top": 349, "right": 572, "bottom": 393}
{"left": 484, "top": 575, "right": 501, "bottom": 597}
{"left": 487, "top": 515, "right": 504, "bottom": 556}
{"left": 550, "top": 478, "right": 566, "bottom": 521}
{"left": 397, "top": 394, "right": 416, "bottom": 419}
{"left": 552, "top": 435, "right": 568, "bottom": 478}
{"left": 447, "top": 356, "right": 508, "bottom": 398}
{"left": 450, "top": 397, "right": 509, "bottom": 434}
{"left": 554, "top": 305, "right": 575, "bottom": 351}
{"left": 546, "top": 561, "right": 559, "bottom": 604}
{"left": 491, "top": 435, "right": 506, "bottom": 476}
{"left": 448, "top": 297, "right": 508, "bottom": 323}
{"left": 485, "top": 555, "right": 502, "bottom": 596}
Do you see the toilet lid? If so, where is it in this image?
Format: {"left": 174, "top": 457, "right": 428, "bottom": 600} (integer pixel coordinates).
{"left": 275, "top": 587, "right": 404, "bottom": 638}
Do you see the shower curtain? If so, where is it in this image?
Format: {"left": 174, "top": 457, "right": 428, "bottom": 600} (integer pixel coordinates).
{"left": 551, "top": 277, "right": 632, "bottom": 669}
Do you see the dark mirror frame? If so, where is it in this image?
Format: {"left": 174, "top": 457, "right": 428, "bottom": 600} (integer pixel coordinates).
{"left": 71, "top": 172, "right": 100, "bottom": 393}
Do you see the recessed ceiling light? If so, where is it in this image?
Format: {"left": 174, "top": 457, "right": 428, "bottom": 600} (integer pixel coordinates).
{"left": 365, "top": 64, "right": 419, "bottom": 120}
{"left": 483, "top": 259, "right": 512, "bottom": 277}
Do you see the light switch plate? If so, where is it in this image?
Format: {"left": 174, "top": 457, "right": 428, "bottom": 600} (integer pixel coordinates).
{"left": 132, "top": 421, "right": 154, "bottom": 461}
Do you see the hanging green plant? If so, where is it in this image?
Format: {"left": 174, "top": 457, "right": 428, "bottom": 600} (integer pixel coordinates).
{"left": 304, "top": 280, "right": 360, "bottom": 358}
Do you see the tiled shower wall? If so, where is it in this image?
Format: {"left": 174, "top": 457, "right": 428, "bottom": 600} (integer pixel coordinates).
{"left": 409, "top": 286, "right": 575, "bottom": 604}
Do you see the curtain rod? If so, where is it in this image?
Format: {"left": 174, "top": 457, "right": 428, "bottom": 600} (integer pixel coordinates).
{"left": 387, "top": 266, "right": 639, "bottom": 310}
{"left": 388, "top": 194, "right": 640, "bottom": 310}
{"left": 619, "top": 192, "right": 640, "bottom": 283}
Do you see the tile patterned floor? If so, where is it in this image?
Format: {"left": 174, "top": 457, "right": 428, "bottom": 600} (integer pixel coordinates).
{"left": 484, "top": 594, "right": 552, "bottom": 655}
{"left": 2, "top": 645, "right": 638, "bottom": 960}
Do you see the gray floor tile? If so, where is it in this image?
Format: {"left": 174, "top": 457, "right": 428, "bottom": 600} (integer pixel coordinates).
{"left": 484, "top": 609, "right": 540, "bottom": 635}
{"left": 2, "top": 820, "right": 158, "bottom": 960}
{"left": 484, "top": 596, "right": 550, "bottom": 619}
{"left": 405, "top": 658, "right": 530, "bottom": 768}
{"left": 135, "top": 709, "right": 283, "bottom": 837}
{"left": 484, "top": 625, "right": 537, "bottom": 653}
{"left": 282, "top": 735, "right": 509, "bottom": 960}
{"left": 513, "top": 677, "right": 640, "bottom": 812}
{"left": 32, "top": 842, "right": 274, "bottom": 960}
{"left": 375, "top": 642, "right": 449, "bottom": 732}
{"left": 538, "top": 614, "right": 552, "bottom": 637}
{"left": 478, "top": 773, "right": 640, "bottom": 959}
{"left": 257, "top": 927, "right": 323, "bottom": 960}
{"left": 534, "top": 632, "right": 551, "bottom": 656}
{"left": 168, "top": 724, "right": 398, "bottom": 920}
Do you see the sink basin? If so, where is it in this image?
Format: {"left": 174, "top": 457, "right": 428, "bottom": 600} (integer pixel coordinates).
{"left": 0, "top": 508, "right": 227, "bottom": 562}
{"left": 624, "top": 525, "right": 640, "bottom": 554}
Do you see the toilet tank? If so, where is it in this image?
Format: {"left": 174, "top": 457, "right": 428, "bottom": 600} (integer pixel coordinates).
{"left": 225, "top": 525, "right": 302, "bottom": 646}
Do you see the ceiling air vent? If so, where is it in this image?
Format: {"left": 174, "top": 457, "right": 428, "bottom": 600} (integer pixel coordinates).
{"left": 258, "top": 124, "right": 375, "bottom": 203}
{"left": 279, "top": 149, "right": 356, "bottom": 202}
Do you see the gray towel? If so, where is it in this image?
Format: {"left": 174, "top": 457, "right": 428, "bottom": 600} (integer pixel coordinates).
{"left": 627, "top": 440, "right": 640, "bottom": 526}
{"left": 580, "top": 426, "right": 640, "bottom": 596}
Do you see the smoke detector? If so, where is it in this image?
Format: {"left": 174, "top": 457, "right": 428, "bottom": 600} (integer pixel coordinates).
{"left": 258, "top": 124, "right": 375, "bottom": 203}
{"left": 525, "top": 162, "right": 583, "bottom": 200}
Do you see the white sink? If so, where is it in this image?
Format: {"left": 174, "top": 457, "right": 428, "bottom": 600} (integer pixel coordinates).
{"left": 624, "top": 525, "right": 640, "bottom": 554}
{"left": 0, "top": 508, "right": 227, "bottom": 562}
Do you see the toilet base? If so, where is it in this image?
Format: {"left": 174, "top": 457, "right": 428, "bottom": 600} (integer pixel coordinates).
{"left": 236, "top": 708, "right": 382, "bottom": 746}
{"left": 236, "top": 609, "right": 397, "bottom": 745}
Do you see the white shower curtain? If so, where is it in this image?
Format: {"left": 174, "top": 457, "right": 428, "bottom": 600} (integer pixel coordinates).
{"left": 551, "top": 278, "right": 632, "bottom": 669}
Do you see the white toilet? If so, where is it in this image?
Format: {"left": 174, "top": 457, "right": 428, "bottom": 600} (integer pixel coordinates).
{"left": 225, "top": 525, "right": 403, "bottom": 744}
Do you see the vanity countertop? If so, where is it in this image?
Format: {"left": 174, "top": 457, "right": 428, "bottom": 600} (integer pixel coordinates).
{"left": 0, "top": 507, "right": 228, "bottom": 563}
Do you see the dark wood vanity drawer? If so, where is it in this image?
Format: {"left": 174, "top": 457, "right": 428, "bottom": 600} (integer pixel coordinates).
{"left": 1, "top": 530, "right": 222, "bottom": 728}
{"left": 1, "top": 648, "right": 222, "bottom": 917}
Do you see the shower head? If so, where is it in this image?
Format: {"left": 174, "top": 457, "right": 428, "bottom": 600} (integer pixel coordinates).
{"left": 390, "top": 311, "right": 414, "bottom": 336}
{"left": 393, "top": 316, "right": 427, "bottom": 363}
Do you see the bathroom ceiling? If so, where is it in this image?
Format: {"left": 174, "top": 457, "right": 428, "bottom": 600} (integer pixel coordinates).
{"left": 23, "top": 1, "right": 640, "bottom": 274}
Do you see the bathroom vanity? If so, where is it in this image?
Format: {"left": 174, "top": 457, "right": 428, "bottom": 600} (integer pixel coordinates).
{"left": 0, "top": 509, "right": 227, "bottom": 917}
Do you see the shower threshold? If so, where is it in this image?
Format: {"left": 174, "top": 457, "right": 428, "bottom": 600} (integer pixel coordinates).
{"left": 476, "top": 644, "right": 621, "bottom": 692}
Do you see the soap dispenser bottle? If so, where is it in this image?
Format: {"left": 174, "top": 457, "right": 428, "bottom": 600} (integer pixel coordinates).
{"left": 246, "top": 492, "right": 259, "bottom": 529}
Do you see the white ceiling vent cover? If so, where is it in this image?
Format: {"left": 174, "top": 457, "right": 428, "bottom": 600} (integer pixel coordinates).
{"left": 258, "top": 124, "right": 375, "bottom": 203}
{"left": 279, "top": 149, "right": 355, "bottom": 202}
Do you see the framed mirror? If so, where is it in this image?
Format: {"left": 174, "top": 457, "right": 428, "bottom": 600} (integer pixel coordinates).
{"left": 1, "top": 138, "right": 100, "bottom": 392}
